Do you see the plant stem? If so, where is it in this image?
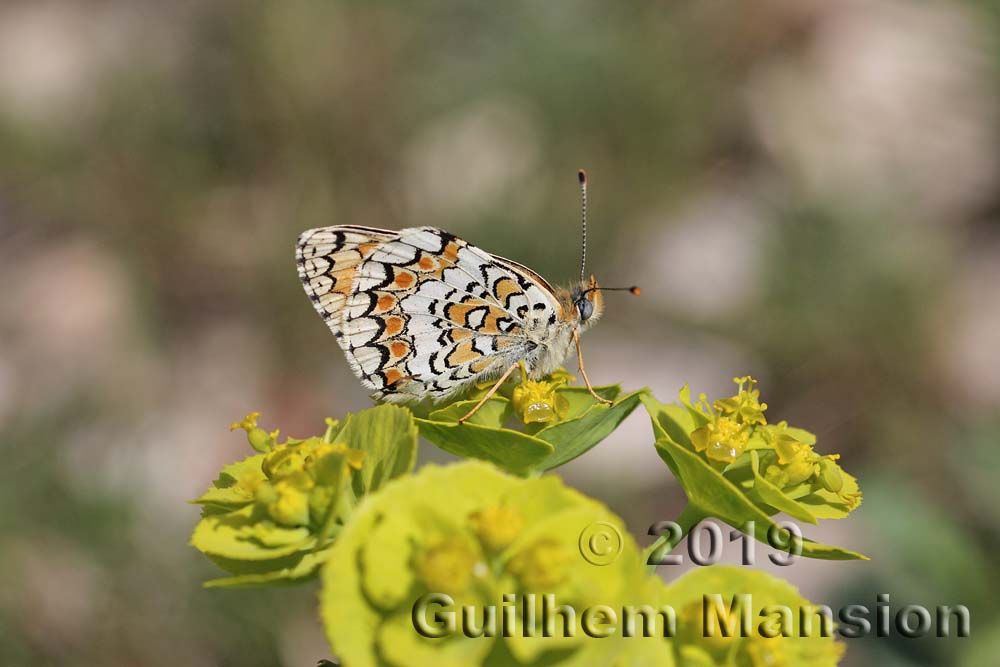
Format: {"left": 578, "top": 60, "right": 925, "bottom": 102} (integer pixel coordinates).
{"left": 643, "top": 503, "right": 706, "bottom": 574}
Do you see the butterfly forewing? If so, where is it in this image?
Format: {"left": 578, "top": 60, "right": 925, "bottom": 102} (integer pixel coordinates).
{"left": 296, "top": 225, "right": 563, "bottom": 402}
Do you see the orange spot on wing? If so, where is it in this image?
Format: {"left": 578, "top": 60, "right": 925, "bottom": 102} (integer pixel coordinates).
{"left": 377, "top": 294, "right": 396, "bottom": 311}
{"left": 443, "top": 242, "right": 460, "bottom": 262}
{"left": 481, "top": 312, "right": 504, "bottom": 334}
{"left": 384, "top": 368, "right": 403, "bottom": 385}
{"left": 417, "top": 255, "right": 435, "bottom": 271}
{"left": 494, "top": 277, "right": 521, "bottom": 304}
{"left": 480, "top": 308, "right": 520, "bottom": 335}
{"left": 446, "top": 303, "right": 477, "bottom": 326}
{"left": 385, "top": 316, "right": 405, "bottom": 336}
{"left": 445, "top": 300, "right": 510, "bottom": 331}
{"left": 390, "top": 341, "right": 408, "bottom": 358}
{"left": 394, "top": 271, "right": 415, "bottom": 289}
{"left": 449, "top": 329, "right": 473, "bottom": 342}
{"left": 446, "top": 341, "right": 478, "bottom": 366}
{"left": 358, "top": 242, "right": 380, "bottom": 257}
{"left": 331, "top": 267, "right": 358, "bottom": 294}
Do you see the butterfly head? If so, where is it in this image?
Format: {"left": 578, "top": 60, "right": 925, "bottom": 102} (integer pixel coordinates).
{"left": 571, "top": 275, "right": 605, "bottom": 324}
{"left": 564, "top": 276, "right": 640, "bottom": 328}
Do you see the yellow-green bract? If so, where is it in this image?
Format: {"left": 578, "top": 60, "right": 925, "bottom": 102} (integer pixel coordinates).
{"left": 320, "top": 461, "right": 672, "bottom": 667}
{"left": 640, "top": 379, "right": 867, "bottom": 563}
{"left": 414, "top": 376, "right": 646, "bottom": 476}
{"left": 189, "top": 405, "right": 418, "bottom": 587}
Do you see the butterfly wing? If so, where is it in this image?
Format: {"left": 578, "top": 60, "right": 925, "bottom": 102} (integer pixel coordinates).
{"left": 296, "top": 225, "right": 563, "bottom": 402}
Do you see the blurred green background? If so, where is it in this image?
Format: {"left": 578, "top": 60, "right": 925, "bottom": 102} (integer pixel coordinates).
{"left": 1, "top": 1, "right": 999, "bottom": 665}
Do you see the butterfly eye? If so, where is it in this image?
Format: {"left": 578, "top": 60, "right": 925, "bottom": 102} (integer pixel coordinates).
{"left": 576, "top": 298, "right": 594, "bottom": 321}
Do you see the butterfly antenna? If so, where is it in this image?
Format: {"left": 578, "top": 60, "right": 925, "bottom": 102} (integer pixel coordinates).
{"left": 578, "top": 169, "right": 588, "bottom": 282}
{"left": 580, "top": 286, "right": 641, "bottom": 297}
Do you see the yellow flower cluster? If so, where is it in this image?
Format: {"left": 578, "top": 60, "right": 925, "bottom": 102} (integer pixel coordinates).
{"left": 230, "top": 412, "right": 366, "bottom": 528}
{"left": 683, "top": 378, "right": 861, "bottom": 510}
{"left": 765, "top": 424, "right": 861, "bottom": 509}
{"left": 690, "top": 377, "right": 767, "bottom": 464}
{"left": 510, "top": 368, "right": 574, "bottom": 424}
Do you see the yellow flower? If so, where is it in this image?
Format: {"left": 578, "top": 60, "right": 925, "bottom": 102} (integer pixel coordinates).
{"left": 417, "top": 537, "right": 480, "bottom": 595}
{"left": 512, "top": 379, "right": 570, "bottom": 424}
{"left": 469, "top": 505, "right": 524, "bottom": 551}
{"left": 713, "top": 376, "right": 768, "bottom": 427}
{"left": 678, "top": 600, "right": 737, "bottom": 653}
{"left": 684, "top": 377, "right": 770, "bottom": 465}
{"left": 229, "top": 411, "right": 261, "bottom": 432}
{"left": 309, "top": 442, "right": 366, "bottom": 472}
{"left": 764, "top": 423, "right": 820, "bottom": 487}
{"left": 691, "top": 416, "right": 750, "bottom": 464}
{"left": 507, "top": 539, "right": 571, "bottom": 590}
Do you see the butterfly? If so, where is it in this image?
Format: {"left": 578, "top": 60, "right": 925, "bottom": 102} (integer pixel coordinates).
{"left": 295, "top": 170, "right": 638, "bottom": 422}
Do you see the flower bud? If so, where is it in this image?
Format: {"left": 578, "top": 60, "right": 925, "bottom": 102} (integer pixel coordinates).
{"left": 818, "top": 457, "right": 844, "bottom": 493}
{"left": 229, "top": 411, "right": 278, "bottom": 452}
{"left": 262, "top": 444, "right": 308, "bottom": 479}
{"left": 267, "top": 476, "right": 313, "bottom": 527}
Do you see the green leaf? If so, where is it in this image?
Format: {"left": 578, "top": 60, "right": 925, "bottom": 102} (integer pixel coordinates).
{"left": 427, "top": 396, "right": 512, "bottom": 428}
{"left": 414, "top": 418, "right": 553, "bottom": 475}
{"left": 554, "top": 385, "right": 621, "bottom": 420}
{"left": 359, "top": 508, "right": 419, "bottom": 610}
{"left": 415, "top": 383, "right": 635, "bottom": 475}
{"left": 335, "top": 404, "right": 418, "bottom": 498}
{"left": 190, "top": 454, "right": 266, "bottom": 511}
{"left": 677, "top": 384, "right": 711, "bottom": 430}
{"left": 640, "top": 393, "right": 695, "bottom": 448}
{"left": 533, "top": 388, "right": 646, "bottom": 470}
{"left": 190, "top": 505, "right": 314, "bottom": 563}
{"left": 204, "top": 549, "right": 330, "bottom": 588}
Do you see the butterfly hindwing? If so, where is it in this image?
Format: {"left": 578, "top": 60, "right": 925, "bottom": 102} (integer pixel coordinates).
{"left": 296, "top": 225, "right": 563, "bottom": 402}
{"left": 296, "top": 225, "right": 398, "bottom": 334}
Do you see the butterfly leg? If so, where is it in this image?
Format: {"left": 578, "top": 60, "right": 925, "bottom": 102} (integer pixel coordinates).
{"left": 457, "top": 362, "right": 520, "bottom": 424}
{"left": 574, "top": 329, "right": 613, "bottom": 405}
